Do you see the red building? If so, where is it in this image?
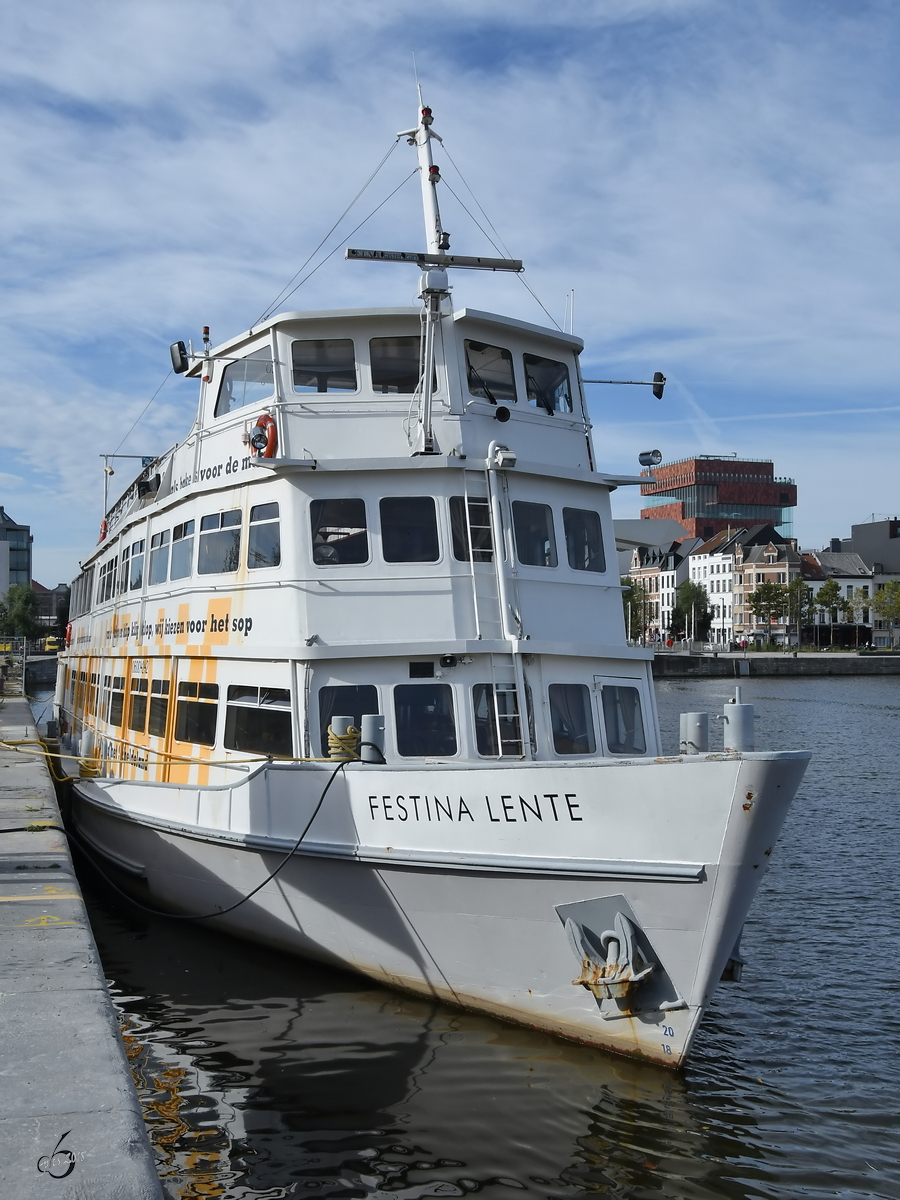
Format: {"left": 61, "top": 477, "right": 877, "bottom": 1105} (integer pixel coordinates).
{"left": 640, "top": 456, "right": 797, "bottom": 542}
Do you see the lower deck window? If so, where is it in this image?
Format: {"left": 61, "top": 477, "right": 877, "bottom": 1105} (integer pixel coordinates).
{"left": 148, "top": 679, "right": 170, "bottom": 738}
{"left": 107, "top": 676, "right": 125, "bottom": 727}
{"left": 175, "top": 681, "right": 219, "bottom": 745}
{"left": 128, "top": 678, "right": 148, "bottom": 732}
{"left": 318, "top": 685, "right": 379, "bottom": 757}
{"left": 224, "top": 686, "right": 293, "bottom": 756}
{"left": 394, "top": 684, "right": 457, "bottom": 757}
{"left": 473, "top": 683, "right": 522, "bottom": 756}
{"left": 601, "top": 686, "right": 646, "bottom": 755}
{"left": 548, "top": 683, "right": 596, "bottom": 755}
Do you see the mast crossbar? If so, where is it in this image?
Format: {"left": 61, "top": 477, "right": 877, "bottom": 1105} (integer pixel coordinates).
{"left": 346, "top": 248, "right": 523, "bottom": 272}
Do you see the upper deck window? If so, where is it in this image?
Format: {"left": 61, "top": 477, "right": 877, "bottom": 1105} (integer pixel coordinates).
{"left": 370, "top": 336, "right": 423, "bottom": 394}
{"left": 380, "top": 497, "right": 439, "bottom": 563}
{"left": 465, "top": 340, "right": 516, "bottom": 404}
{"left": 198, "top": 510, "right": 241, "bottom": 575}
{"left": 450, "top": 496, "right": 493, "bottom": 563}
{"left": 148, "top": 531, "right": 170, "bottom": 585}
{"left": 563, "top": 508, "right": 606, "bottom": 573}
{"left": 170, "top": 520, "right": 194, "bottom": 580}
{"left": 129, "top": 540, "right": 145, "bottom": 591}
{"left": 248, "top": 502, "right": 280, "bottom": 569}
{"left": 524, "top": 353, "right": 572, "bottom": 414}
{"left": 292, "top": 339, "right": 357, "bottom": 393}
{"left": 512, "top": 501, "right": 557, "bottom": 567}
{"left": 310, "top": 499, "right": 368, "bottom": 565}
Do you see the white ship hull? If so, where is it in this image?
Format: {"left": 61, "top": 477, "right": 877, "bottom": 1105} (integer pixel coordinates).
{"left": 70, "top": 749, "right": 808, "bottom": 1067}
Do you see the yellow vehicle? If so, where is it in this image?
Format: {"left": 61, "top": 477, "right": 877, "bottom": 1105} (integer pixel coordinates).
{"left": 42, "top": 636, "right": 60, "bottom": 653}
{"left": 0, "top": 642, "right": 11, "bottom": 653}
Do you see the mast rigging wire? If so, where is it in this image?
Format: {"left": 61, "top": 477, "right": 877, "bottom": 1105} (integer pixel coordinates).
{"left": 254, "top": 137, "right": 401, "bottom": 325}
{"left": 440, "top": 146, "right": 563, "bottom": 332}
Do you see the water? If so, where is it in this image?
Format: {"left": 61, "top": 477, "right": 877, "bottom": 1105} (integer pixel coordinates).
{"left": 58, "top": 679, "right": 900, "bottom": 1198}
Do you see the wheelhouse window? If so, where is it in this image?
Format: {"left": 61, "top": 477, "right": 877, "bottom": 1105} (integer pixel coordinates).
{"left": 548, "top": 684, "right": 596, "bottom": 755}
{"left": 148, "top": 530, "right": 170, "bottom": 585}
{"left": 380, "top": 497, "right": 439, "bottom": 563}
{"left": 318, "top": 684, "right": 379, "bottom": 757}
{"left": 198, "top": 510, "right": 241, "bottom": 575}
{"left": 224, "top": 685, "right": 293, "bottom": 757}
{"left": 248, "top": 502, "right": 280, "bottom": 569}
{"left": 128, "top": 678, "right": 148, "bottom": 732}
{"left": 292, "top": 338, "right": 357, "bottom": 393}
{"left": 465, "top": 340, "right": 516, "bottom": 404}
{"left": 524, "top": 353, "right": 572, "bottom": 414}
{"left": 370, "top": 336, "right": 423, "bottom": 394}
{"left": 449, "top": 496, "right": 493, "bottom": 563}
{"left": 601, "top": 686, "right": 646, "bottom": 755}
{"left": 310, "top": 499, "right": 368, "bottom": 565}
{"left": 118, "top": 546, "right": 130, "bottom": 593}
{"left": 394, "top": 684, "right": 457, "bottom": 757}
{"left": 170, "top": 520, "right": 195, "bottom": 580}
{"left": 512, "top": 501, "right": 557, "bottom": 567}
{"left": 563, "top": 507, "right": 606, "bottom": 573}
{"left": 174, "top": 681, "right": 219, "bottom": 746}
{"left": 129, "top": 540, "right": 145, "bottom": 591}
{"left": 215, "top": 348, "right": 275, "bottom": 416}
{"left": 473, "top": 683, "right": 522, "bottom": 757}
{"left": 148, "top": 679, "right": 170, "bottom": 738}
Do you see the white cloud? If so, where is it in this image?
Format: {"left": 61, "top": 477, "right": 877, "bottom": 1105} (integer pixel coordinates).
{"left": 1, "top": 1, "right": 898, "bottom": 582}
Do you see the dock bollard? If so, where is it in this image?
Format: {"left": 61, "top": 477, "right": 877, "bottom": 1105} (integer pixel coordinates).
{"left": 328, "top": 715, "right": 359, "bottom": 759}
{"left": 723, "top": 686, "right": 755, "bottom": 751}
{"left": 360, "top": 714, "right": 386, "bottom": 763}
{"left": 679, "top": 712, "right": 709, "bottom": 754}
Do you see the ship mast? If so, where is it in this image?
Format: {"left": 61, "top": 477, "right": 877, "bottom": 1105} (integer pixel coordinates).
{"left": 411, "top": 86, "right": 449, "bottom": 256}
{"left": 345, "top": 97, "right": 523, "bottom": 455}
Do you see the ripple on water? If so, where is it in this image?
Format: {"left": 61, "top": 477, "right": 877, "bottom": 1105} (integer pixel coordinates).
{"left": 70, "top": 677, "right": 900, "bottom": 1199}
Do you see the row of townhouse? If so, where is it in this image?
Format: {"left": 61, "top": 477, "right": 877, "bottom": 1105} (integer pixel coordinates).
{"left": 628, "top": 522, "right": 893, "bottom": 646}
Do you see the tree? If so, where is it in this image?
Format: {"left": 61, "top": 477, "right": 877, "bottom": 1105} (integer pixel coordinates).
{"left": 872, "top": 581, "right": 900, "bottom": 647}
{"left": 621, "top": 577, "right": 648, "bottom": 642}
{"left": 671, "top": 580, "right": 712, "bottom": 642}
{"left": 785, "top": 577, "right": 814, "bottom": 646}
{"left": 815, "top": 578, "right": 843, "bottom": 646}
{"left": 747, "top": 582, "right": 788, "bottom": 637}
{"left": 0, "top": 584, "right": 43, "bottom": 640}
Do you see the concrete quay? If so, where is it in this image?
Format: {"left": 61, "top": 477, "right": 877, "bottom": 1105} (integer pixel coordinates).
{"left": 0, "top": 697, "right": 164, "bottom": 1198}
{"left": 652, "top": 651, "right": 900, "bottom": 678}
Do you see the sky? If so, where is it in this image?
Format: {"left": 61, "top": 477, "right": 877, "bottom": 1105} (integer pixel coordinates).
{"left": 1, "top": 0, "right": 898, "bottom": 585}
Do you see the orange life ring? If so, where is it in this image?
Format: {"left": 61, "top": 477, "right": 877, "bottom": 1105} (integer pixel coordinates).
{"left": 249, "top": 413, "right": 277, "bottom": 459}
{"left": 65, "top": 623, "right": 72, "bottom": 648}
{"left": 98, "top": 519, "right": 108, "bottom": 543}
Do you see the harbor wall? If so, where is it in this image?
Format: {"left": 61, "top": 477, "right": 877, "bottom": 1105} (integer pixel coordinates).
{"left": 652, "top": 653, "right": 900, "bottom": 678}
{"left": 0, "top": 696, "right": 164, "bottom": 1198}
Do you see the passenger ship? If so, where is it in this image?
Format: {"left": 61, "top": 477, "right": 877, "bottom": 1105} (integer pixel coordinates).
{"left": 57, "top": 101, "right": 809, "bottom": 1067}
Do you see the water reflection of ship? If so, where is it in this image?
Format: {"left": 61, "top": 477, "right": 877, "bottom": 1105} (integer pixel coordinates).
{"left": 87, "top": 881, "right": 757, "bottom": 1198}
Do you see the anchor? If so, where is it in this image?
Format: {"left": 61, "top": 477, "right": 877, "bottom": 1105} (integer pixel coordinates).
{"left": 565, "top": 911, "right": 654, "bottom": 1011}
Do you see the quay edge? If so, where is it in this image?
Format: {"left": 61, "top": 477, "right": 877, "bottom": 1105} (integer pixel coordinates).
{"left": 0, "top": 697, "right": 164, "bottom": 1199}
{"left": 652, "top": 652, "right": 900, "bottom": 678}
